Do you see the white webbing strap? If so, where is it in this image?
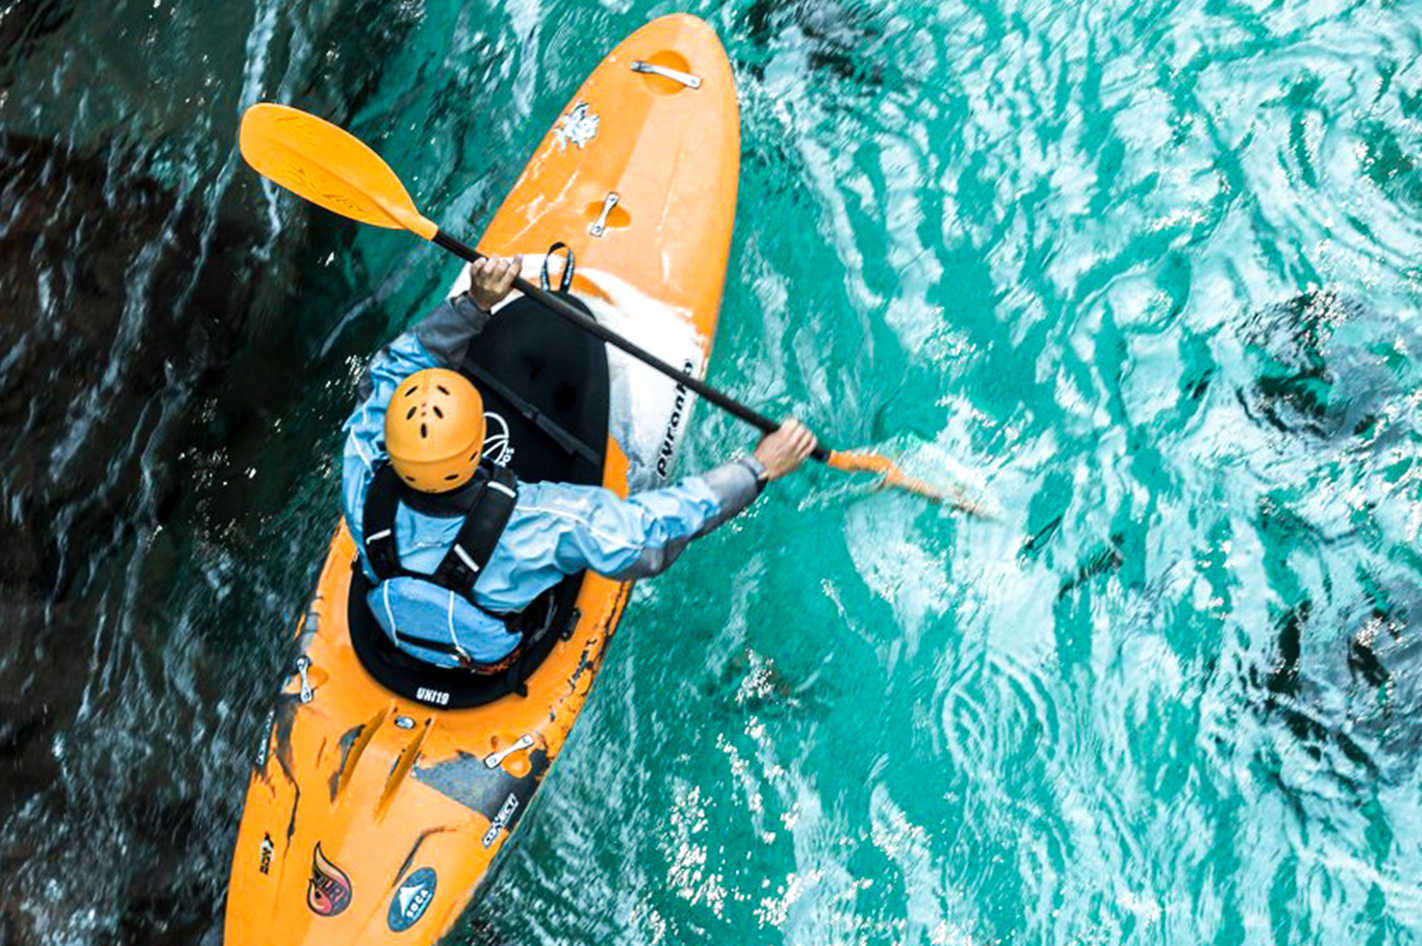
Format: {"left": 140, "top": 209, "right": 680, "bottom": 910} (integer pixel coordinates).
{"left": 453, "top": 544, "right": 480, "bottom": 574}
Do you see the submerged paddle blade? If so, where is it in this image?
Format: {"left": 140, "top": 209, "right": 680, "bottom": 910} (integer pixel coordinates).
{"left": 827, "top": 449, "right": 998, "bottom": 518}
{"left": 239, "top": 103, "right": 438, "bottom": 240}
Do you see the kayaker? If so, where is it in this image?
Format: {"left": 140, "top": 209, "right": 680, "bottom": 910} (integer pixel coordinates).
{"left": 343, "top": 254, "right": 817, "bottom": 670}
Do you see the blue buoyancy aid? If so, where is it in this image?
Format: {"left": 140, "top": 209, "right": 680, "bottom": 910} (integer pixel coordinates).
{"left": 361, "top": 460, "right": 522, "bottom": 667}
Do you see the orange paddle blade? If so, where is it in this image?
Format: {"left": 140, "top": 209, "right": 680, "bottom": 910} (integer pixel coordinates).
{"left": 827, "top": 450, "right": 995, "bottom": 516}
{"left": 238, "top": 103, "right": 439, "bottom": 240}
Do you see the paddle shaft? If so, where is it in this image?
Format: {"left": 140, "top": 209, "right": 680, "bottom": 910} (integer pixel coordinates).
{"left": 433, "top": 230, "right": 833, "bottom": 463}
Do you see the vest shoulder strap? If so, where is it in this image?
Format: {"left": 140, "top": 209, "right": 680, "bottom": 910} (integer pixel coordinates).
{"left": 361, "top": 464, "right": 407, "bottom": 582}
{"left": 361, "top": 462, "right": 519, "bottom": 603}
{"left": 431, "top": 462, "right": 519, "bottom": 597}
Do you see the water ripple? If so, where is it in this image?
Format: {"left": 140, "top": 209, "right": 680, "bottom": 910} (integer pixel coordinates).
{"left": 7, "top": 0, "right": 1422, "bottom": 943}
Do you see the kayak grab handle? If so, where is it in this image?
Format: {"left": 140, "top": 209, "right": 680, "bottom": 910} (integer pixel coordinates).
{"left": 484, "top": 733, "right": 536, "bottom": 769}
{"left": 631, "top": 60, "right": 701, "bottom": 89}
{"left": 295, "top": 656, "right": 315, "bottom": 704}
{"left": 589, "top": 192, "right": 620, "bottom": 238}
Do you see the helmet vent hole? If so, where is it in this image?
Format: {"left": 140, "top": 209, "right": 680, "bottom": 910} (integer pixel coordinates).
{"left": 420, "top": 423, "right": 428, "bottom": 438}
{"left": 404, "top": 474, "right": 415, "bottom": 482}
{"left": 436, "top": 384, "right": 450, "bottom": 395}
{"left": 404, "top": 387, "right": 418, "bottom": 398}
{"left": 444, "top": 473, "right": 458, "bottom": 481}
{"left": 405, "top": 406, "right": 417, "bottom": 420}
{"left": 432, "top": 405, "right": 444, "bottom": 419}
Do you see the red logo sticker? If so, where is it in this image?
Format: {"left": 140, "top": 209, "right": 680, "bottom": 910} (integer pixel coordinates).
{"left": 307, "top": 842, "right": 352, "bottom": 916}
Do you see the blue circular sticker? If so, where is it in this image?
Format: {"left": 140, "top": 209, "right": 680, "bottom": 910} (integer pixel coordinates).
{"left": 388, "top": 867, "right": 437, "bottom": 932}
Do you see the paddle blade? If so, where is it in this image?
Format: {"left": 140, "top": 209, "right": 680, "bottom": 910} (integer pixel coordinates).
{"left": 239, "top": 103, "right": 438, "bottom": 240}
{"left": 827, "top": 449, "right": 998, "bottom": 518}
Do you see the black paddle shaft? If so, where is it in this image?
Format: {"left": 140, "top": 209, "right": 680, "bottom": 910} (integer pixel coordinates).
{"left": 433, "top": 230, "right": 832, "bottom": 462}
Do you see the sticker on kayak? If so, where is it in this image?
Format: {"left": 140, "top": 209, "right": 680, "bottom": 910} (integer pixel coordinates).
{"left": 554, "top": 101, "right": 599, "bottom": 150}
{"left": 416, "top": 687, "right": 450, "bottom": 707}
{"left": 482, "top": 411, "right": 514, "bottom": 466}
{"left": 258, "top": 832, "right": 274, "bottom": 875}
{"left": 388, "top": 867, "right": 437, "bottom": 932}
{"left": 655, "top": 359, "right": 697, "bottom": 479}
{"left": 481, "top": 793, "right": 520, "bottom": 848}
{"left": 307, "top": 842, "right": 353, "bottom": 917}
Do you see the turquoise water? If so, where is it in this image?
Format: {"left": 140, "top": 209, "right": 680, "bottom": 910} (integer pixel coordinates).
{"left": 3, "top": 0, "right": 1422, "bottom": 943}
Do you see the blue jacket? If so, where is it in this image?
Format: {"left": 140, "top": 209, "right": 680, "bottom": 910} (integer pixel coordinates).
{"left": 342, "top": 293, "right": 762, "bottom": 668}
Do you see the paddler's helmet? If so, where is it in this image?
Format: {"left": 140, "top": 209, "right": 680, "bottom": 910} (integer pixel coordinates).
{"left": 385, "top": 368, "right": 486, "bottom": 493}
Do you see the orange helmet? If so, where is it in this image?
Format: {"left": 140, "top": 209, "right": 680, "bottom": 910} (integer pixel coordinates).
{"left": 384, "top": 368, "right": 486, "bottom": 493}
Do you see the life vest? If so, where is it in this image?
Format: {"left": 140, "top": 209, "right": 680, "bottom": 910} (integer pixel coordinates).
{"left": 360, "top": 460, "right": 520, "bottom": 661}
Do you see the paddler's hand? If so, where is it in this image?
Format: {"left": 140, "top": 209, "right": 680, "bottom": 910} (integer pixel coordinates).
{"left": 753, "top": 419, "right": 818, "bottom": 481}
{"left": 467, "top": 254, "right": 523, "bottom": 311}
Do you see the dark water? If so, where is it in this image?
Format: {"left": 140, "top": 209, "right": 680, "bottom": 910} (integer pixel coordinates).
{"left": 4, "top": 0, "right": 1422, "bottom": 943}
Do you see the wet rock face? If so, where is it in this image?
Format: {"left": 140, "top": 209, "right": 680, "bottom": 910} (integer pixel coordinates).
{"left": 1226, "top": 291, "right": 1422, "bottom": 787}
{"left": 0, "top": 133, "right": 259, "bottom": 944}
{"left": 0, "top": 132, "right": 256, "bottom": 598}
{"left": 736, "top": 0, "right": 887, "bottom": 86}
{"left": 1237, "top": 290, "right": 1415, "bottom": 448}
{"left": 0, "top": 1, "right": 74, "bottom": 63}
{"left": 0, "top": 2, "right": 444, "bottom": 942}
{"left": 1243, "top": 575, "right": 1422, "bottom": 791}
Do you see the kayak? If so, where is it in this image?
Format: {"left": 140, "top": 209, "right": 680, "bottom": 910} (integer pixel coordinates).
{"left": 222, "top": 14, "right": 739, "bottom": 945}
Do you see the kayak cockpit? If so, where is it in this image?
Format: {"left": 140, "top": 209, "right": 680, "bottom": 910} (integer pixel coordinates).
{"left": 348, "top": 291, "right": 610, "bottom": 709}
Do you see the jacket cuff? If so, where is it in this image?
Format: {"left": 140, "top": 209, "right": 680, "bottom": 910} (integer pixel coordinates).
{"left": 737, "top": 454, "right": 769, "bottom": 495}
{"left": 697, "top": 457, "right": 764, "bottom": 534}
{"left": 413, "top": 293, "right": 492, "bottom": 367}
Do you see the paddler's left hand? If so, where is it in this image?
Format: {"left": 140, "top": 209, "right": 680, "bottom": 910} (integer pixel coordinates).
{"left": 754, "top": 419, "right": 818, "bottom": 481}
{"left": 467, "top": 254, "right": 523, "bottom": 310}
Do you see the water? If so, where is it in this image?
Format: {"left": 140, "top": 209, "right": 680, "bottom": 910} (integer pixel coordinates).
{"left": 3, "top": 0, "right": 1422, "bottom": 943}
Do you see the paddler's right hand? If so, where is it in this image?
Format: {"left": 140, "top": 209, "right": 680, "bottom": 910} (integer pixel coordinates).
{"left": 467, "top": 254, "right": 523, "bottom": 310}
{"left": 754, "top": 419, "right": 818, "bottom": 481}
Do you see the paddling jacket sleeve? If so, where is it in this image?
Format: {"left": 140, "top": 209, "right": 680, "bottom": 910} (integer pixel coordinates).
{"left": 545, "top": 456, "right": 765, "bottom": 582}
{"left": 353, "top": 293, "right": 491, "bottom": 401}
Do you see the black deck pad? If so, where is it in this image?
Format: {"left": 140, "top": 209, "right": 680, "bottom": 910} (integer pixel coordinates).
{"left": 348, "top": 292, "right": 611, "bottom": 708}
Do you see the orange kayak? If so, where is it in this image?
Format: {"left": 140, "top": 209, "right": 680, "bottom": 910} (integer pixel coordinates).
{"left": 223, "top": 14, "right": 738, "bottom": 945}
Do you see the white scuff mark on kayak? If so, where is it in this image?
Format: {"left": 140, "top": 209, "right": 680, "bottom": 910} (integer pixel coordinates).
{"left": 448, "top": 260, "right": 705, "bottom": 491}
{"left": 578, "top": 267, "right": 706, "bottom": 491}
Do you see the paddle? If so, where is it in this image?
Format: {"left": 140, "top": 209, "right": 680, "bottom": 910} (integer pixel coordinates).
{"left": 239, "top": 102, "right": 992, "bottom": 513}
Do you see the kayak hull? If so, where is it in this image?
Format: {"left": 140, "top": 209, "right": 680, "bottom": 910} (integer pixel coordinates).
{"left": 223, "top": 14, "right": 738, "bottom": 946}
